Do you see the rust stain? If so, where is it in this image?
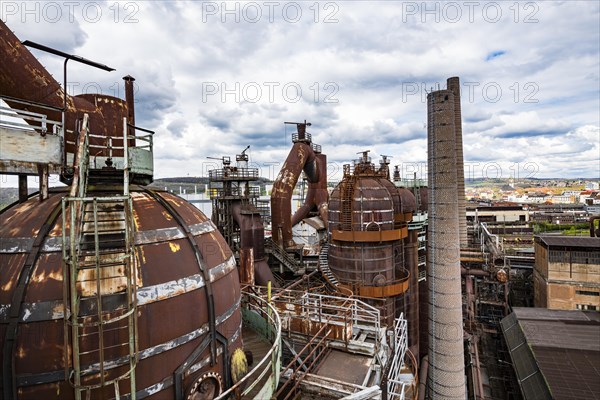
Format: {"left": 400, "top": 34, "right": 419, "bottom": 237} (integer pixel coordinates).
{"left": 209, "top": 232, "right": 227, "bottom": 260}
{"left": 162, "top": 210, "right": 173, "bottom": 221}
{"left": 31, "top": 269, "right": 63, "bottom": 284}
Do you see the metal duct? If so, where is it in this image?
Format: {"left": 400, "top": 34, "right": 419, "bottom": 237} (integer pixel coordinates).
{"left": 291, "top": 152, "right": 328, "bottom": 228}
{"left": 271, "top": 142, "right": 319, "bottom": 248}
{"left": 230, "top": 201, "right": 277, "bottom": 286}
{"left": 447, "top": 77, "right": 467, "bottom": 248}
{"left": 426, "top": 89, "right": 466, "bottom": 399}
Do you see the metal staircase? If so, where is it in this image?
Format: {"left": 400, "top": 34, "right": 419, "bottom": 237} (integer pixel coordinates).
{"left": 62, "top": 116, "right": 138, "bottom": 400}
{"left": 317, "top": 244, "right": 339, "bottom": 287}
{"left": 340, "top": 174, "right": 355, "bottom": 231}
{"left": 265, "top": 237, "right": 303, "bottom": 274}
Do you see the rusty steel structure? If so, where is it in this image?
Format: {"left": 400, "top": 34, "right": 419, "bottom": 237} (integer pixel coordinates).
{"left": 327, "top": 152, "right": 416, "bottom": 328}
{"left": 271, "top": 122, "right": 328, "bottom": 249}
{"left": 208, "top": 149, "right": 276, "bottom": 286}
{"left": 0, "top": 20, "right": 149, "bottom": 186}
{"left": 426, "top": 89, "right": 466, "bottom": 399}
{"left": 0, "top": 23, "right": 246, "bottom": 400}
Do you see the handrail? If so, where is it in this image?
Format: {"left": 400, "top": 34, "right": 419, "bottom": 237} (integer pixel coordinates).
{"left": 0, "top": 94, "right": 63, "bottom": 112}
{"left": 0, "top": 103, "right": 62, "bottom": 135}
{"left": 209, "top": 167, "right": 259, "bottom": 181}
{"left": 386, "top": 314, "right": 411, "bottom": 400}
{"left": 216, "top": 291, "right": 282, "bottom": 399}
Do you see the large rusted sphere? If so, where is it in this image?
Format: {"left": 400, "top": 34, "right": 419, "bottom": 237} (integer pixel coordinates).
{"left": 0, "top": 187, "right": 241, "bottom": 399}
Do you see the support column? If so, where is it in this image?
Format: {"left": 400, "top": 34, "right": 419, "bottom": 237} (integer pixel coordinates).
{"left": 38, "top": 164, "right": 49, "bottom": 201}
{"left": 18, "top": 174, "right": 28, "bottom": 203}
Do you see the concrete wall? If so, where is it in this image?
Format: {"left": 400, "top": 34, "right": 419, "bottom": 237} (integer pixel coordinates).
{"left": 534, "top": 241, "right": 600, "bottom": 310}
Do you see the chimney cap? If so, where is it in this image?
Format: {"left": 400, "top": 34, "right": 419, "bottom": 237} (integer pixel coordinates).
{"left": 123, "top": 75, "right": 136, "bottom": 81}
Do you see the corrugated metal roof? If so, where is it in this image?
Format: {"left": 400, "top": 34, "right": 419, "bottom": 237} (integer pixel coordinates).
{"left": 501, "top": 308, "right": 600, "bottom": 400}
{"left": 536, "top": 235, "right": 600, "bottom": 248}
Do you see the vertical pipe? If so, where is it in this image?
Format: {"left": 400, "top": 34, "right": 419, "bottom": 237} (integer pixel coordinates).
{"left": 123, "top": 75, "right": 136, "bottom": 149}
{"left": 123, "top": 75, "right": 136, "bottom": 126}
{"left": 406, "top": 229, "right": 419, "bottom": 358}
{"left": 427, "top": 89, "right": 466, "bottom": 399}
{"left": 123, "top": 118, "right": 129, "bottom": 196}
{"left": 447, "top": 77, "right": 467, "bottom": 248}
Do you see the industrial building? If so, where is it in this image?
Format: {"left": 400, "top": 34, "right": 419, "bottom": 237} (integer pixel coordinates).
{"left": 533, "top": 235, "right": 600, "bottom": 310}
{"left": 501, "top": 308, "right": 600, "bottom": 400}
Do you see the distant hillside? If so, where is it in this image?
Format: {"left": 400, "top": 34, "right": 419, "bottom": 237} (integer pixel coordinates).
{"left": 149, "top": 176, "right": 274, "bottom": 194}
{"left": 0, "top": 188, "right": 37, "bottom": 211}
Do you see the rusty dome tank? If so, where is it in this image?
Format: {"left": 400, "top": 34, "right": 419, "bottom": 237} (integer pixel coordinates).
{"left": 327, "top": 152, "right": 415, "bottom": 325}
{"left": 0, "top": 186, "right": 242, "bottom": 399}
{"left": 0, "top": 20, "right": 242, "bottom": 398}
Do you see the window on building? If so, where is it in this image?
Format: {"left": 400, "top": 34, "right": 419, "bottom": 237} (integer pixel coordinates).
{"left": 576, "top": 290, "right": 600, "bottom": 297}
{"left": 577, "top": 304, "right": 598, "bottom": 311}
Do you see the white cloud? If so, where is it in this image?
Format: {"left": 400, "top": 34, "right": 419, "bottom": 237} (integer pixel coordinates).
{"left": 1, "top": 0, "right": 598, "bottom": 183}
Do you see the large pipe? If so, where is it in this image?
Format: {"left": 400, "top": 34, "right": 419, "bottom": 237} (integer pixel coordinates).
{"left": 426, "top": 89, "right": 466, "bottom": 399}
{"left": 271, "top": 142, "right": 319, "bottom": 248}
{"left": 230, "top": 201, "right": 277, "bottom": 286}
{"left": 447, "top": 77, "right": 467, "bottom": 248}
{"left": 291, "top": 152, "right": 328, "bottom": 227}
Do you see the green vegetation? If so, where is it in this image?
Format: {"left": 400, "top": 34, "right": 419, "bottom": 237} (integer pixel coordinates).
{"left": 532, "top": 222, "right": 590, "bottom": 236}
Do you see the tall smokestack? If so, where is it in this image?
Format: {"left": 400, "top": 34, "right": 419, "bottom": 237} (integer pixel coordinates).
{"left": 426, "top": 89, "right": 466, "bottom": 399}
{"left": 447, "top": 77, "right": 467, "bottom": 248}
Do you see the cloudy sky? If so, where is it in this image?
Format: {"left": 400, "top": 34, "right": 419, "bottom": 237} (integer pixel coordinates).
{"left": 2, "top": 1, "right": 599, "bottom": 183}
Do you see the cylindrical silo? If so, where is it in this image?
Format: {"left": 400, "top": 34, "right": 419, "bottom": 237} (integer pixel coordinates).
{"left": 426, "top": 89, "right": 466, "bottom": 399}
{"left": 327, "top": 155, "right": 414, "bottom": 326}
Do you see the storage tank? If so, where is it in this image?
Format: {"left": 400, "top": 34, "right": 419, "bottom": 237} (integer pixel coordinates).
{"left": 1, "top": 20, "right": 245, "bottom": 399}
{"left": 327, "top": 152, "right": 415, "bottom": 325}
{"left": 0, "top": 188, "right": 242, "bottom": 399}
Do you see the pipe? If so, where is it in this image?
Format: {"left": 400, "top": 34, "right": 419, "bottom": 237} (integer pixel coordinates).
{"left": 426, "top": 89, "right": 466, "bottom": 399}
{"left": 447, "top": 77, "right": 467, "bottom": 248}
{"left": 230, "top": 201, "right": 277, "bottom": 286}
{"left": 123, "top": 75, "right": 136, "bottom": 126}
{"left": 418, "top": 355, "right": 429, "bottom": 400}
{"left": 461, "top": 267, "right": 489, "bottom": 277}
{"left": 291, "top": 152, "right": 329, "bottom": 228}
{"left": 271, "top": 142, "right": 319, "bottom": 248}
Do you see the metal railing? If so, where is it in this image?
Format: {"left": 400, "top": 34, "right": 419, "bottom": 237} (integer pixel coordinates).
{"left": 394, "top": 178, "right": 428, "bottom": 187}
{"left": 61, "top": 119, "right": 154, "bottom": 174}
{"left": 292, "top": 132, "right": 312, "bottom": 143}
{"left": 216, "top": 291, "right": 281, "bottom": 399}
{"left": 300, "top": 292, "right": 381, "bottom": 335}
{"left": 208, "top": 186, "right": 260, "bottom": 199}
{"left": 0, "top": 95, "right": 62, "bottom": 135}
{"left": 209, "top": 167, "right": 259, "bottom": 181}
{"left": 386, "top": 315, "right": 410, "bottom": 400}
